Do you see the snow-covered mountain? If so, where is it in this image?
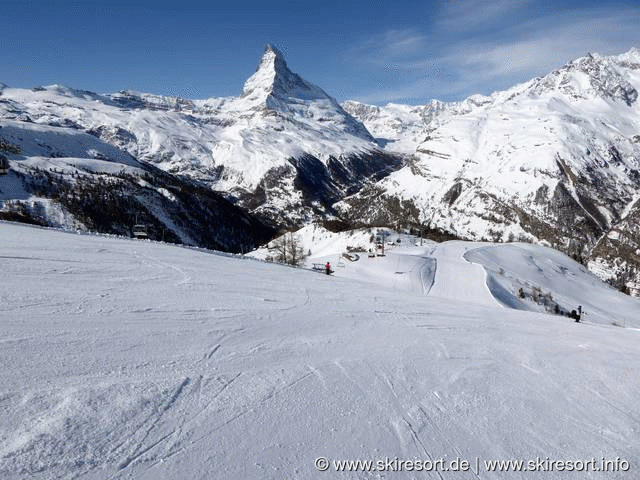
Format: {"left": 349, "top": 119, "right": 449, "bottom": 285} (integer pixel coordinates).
{"left": 239, "top": 45, "right": 372, "bottom": 140}
{"left": 342, "top": 97, "right": 482, "bottom": 153}
{"left": 2, "top": 46, "right": 640, "bottom": 292}
{"left": 0, "top": 118, "right": 275, "bottom": 252}
{"left": 342, "top": 49, "right": 640, "bottom": 293}
{"left": 0, "top": 45, "right": 401, "bottom": 227}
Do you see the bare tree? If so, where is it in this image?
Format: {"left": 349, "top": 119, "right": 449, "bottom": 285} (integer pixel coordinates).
{"left": 269, "top": 232, "right": 307, "bottom": 266}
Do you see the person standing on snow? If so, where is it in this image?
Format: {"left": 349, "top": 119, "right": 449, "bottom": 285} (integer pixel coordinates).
{"left": 325, "top": 261, "right": 331, "bottom": 275}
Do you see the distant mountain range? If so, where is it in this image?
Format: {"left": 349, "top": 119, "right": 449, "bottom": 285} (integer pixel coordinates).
{"left": 1, "top": 45, "right": 639, "bottom": 294}
{"left": 342, "top": 49, "right": 640, "bottom": 293}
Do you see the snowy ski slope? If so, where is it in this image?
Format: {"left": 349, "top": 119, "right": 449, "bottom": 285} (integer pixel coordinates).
{"left": 256, "top": 224, "right": 638, "bottom": 326}
{"left": 1, "top": 222, "right": 639, "bottom": 479}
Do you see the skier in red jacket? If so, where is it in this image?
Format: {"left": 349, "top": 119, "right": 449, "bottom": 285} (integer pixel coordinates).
{"left": 325, "top": 262, "right": 331, "bottom": 275}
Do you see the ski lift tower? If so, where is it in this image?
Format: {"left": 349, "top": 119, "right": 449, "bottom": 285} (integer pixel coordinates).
{"left": 132, "top": 213, "right": 149, "bottom": 239}
{"left": 132, "top": 224, "right": 148, "bottom": 239}
{"left": 0, "top": 154, "right": 9, "bottom": 175}
{"left": 378, "top": 229, "right": 391, "bottom": 256}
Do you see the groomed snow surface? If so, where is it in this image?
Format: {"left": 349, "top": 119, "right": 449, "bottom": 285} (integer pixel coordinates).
{"left": 1, "top": 222, "right": 639, "bottom": 479}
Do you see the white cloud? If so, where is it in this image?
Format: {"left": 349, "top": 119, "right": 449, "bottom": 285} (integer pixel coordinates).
{"left": 436, "top": 0, "right": 538, "bottom": 32}
{"left": 379, "top": 30, "right": 429, "bottom": 57}
{"left": 349, "top": 6, "right": 640, "bottom": 103}
{"left": 441, "top": 10, "right": 640, "bottom": 87}
{"left": 348, "top": 28, "right": 429, "bottom": 68}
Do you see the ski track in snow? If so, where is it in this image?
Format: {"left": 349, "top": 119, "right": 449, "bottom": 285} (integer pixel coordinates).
{"left": 0, "top": 222, "right": 639, "bottom": 479}
{"left": 426, "top": 242, "right": 502, "bottom": 308}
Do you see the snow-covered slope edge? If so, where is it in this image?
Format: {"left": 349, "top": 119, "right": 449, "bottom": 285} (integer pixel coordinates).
{"left": 464, "top": 242, "right": 639, "bottom": 326}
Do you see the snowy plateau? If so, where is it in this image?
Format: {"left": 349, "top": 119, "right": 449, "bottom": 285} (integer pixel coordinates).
{"left": 1, "top": 43, "right": 640, "bottom": 479}
{"left": 1, "top": 222, "right": 639, "bottom": 479}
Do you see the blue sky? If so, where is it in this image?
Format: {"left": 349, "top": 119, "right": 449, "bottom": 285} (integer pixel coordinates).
{"left": 1, "top": 0, "right": 640, "bottom": 104}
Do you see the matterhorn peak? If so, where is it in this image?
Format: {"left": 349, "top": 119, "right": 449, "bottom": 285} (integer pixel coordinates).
{"left": 262, "top": 44, "right": 287, "bottom": 65}
{"left": 240, "top": 44, "right": 335, "bottom": 112}
{"left": 249, "top": 44, "right": 290, "bottom": 85}
{"left": 230, "top": 44, "right": 374, "bottom": 140}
